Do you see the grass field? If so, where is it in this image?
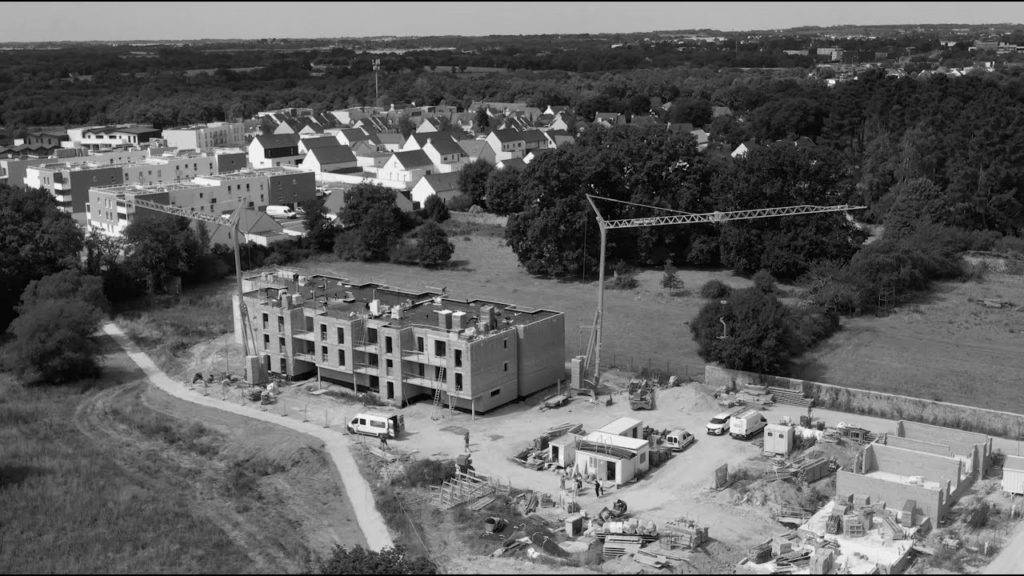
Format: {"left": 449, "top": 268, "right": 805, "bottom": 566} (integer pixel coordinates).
{"left": 793, "top": 270, "right": 1024, "bottom": 413}
{"left": 0, "top": 335, "right": 365, "bottom": 573}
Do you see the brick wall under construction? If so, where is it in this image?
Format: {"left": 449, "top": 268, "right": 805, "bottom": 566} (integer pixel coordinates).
{"left": 835, "top": 469, "right": 946, "bottom": 524}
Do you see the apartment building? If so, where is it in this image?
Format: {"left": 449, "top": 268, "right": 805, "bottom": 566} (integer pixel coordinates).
{"left": 237, "top": 270, "right": 565, "bottom": 414}
{"left": 73, "top": 125, "right": 163, "bottom": 150}
{"left": 86, "top": 185, "right": 171, "bottom": 236}
{"left": 162, "top": 122, "right": 246, "bottom": 152}
{"left": 26, "top": 162, "right": 125, "bottom": 224}
{"left": 195, "top": 167, "right": 316, "bottom": 207}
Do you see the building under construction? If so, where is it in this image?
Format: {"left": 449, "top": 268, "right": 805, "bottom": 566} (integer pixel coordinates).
{"left": 236, "top": 269, "right": 565, "bottom": 414}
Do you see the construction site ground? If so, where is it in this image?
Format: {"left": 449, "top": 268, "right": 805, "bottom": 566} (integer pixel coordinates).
{"left": 0, "top": 335, "right": 364, "bottom": 573}
{"left": 237, "top": 361, "right": 1024, "bottom": 573}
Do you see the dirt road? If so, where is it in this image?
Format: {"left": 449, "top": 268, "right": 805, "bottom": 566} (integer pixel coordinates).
{"left": 101, "top": 321, "right": 394, "bottom": 552}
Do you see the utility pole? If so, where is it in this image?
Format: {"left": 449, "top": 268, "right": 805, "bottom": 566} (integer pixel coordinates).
{"left": 581, "top": 195, "right": 866, "bottom": 394}
{"left": 372, "top": 58, "right": 381, "bottom": 108}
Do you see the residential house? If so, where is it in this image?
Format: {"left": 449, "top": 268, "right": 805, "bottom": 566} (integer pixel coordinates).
{"left": 543, "top": 130, "right": 575, "bottom": 148}
{"left": 594, "top": 112, "right": 626, "bottom": 128}
{"left": 335, "top": 128, "right": 374, "bottom": 147}
{"left": 207, "top": 208, "right": 290, "bottom": 248}
{"left": 690, "top": 128, "right": 710, "bottom": 152}
{"left": 238, "top": 269, "right": 565, "bottom": 414}
{"left": 543, "top": 105, "right": 571, "bottom": 117}
{"left": 731, "top": 140, "right": 762, "bottom": 158}
{"left": 324, "top": 184, "right": 416, "bottom": 216}
{"left": 485, "top": 130, "right": 527, "bottom": 162}
{"left": 458, "top": 139, "right": 495, "bottom": 164}
{"left": 520, "top": 129, "right": 549, "bottom": 152}
{"left": 421, "top": 138, "right": 468, "bottom": 172}
{"left": 712, "top": 105, "right": 734, "bottom": 118}
{"left": 547, "top": 113, "right": 574, "bottom": 132}
{"left": 298, "top": 135, "right": 343, "bottom": 155}
{"left": 496, "top": 158, "right": 526, "bottom": 171}
{"left": 248, "top": 134, "right": 303, "bottom": 168}
{"left": 75, "top": 125, "right": 162, "bottom": 149}
{"left": 410, "top": 172, "right": 461, "bottom": 207}
{"left": 25, "top": 130, "right": 69, "bottom": 150}
{"left": 416, "top": 117, "right": 442, "bottom": 133}
{"left": 378, "top": 150, "right": 435, "bottom": 187}
{"left": 375, "top": 133, "right": 406, "bottom": 152}
{"left": 301, "top": 145, "right": 358, "bottom": 174}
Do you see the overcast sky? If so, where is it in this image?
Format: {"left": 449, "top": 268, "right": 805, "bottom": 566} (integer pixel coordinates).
{"left": 2, "top": 2, "right": 1022, "bottom": 42}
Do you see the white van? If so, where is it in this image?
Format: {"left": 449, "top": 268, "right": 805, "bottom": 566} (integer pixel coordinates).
{"left": 347, "top": 412, "right": 405, "bottom": 439}
{"left": 729, "top": 409, "right": 768, "bottom": 440}
{"left": 265, "top": 205, "right": 297, "bottom": 219}
{"left": 665, "top": 429, "right": 695, "bottom": 452}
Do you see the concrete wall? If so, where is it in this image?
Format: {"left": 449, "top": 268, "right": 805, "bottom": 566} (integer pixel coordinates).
{"left": 266, "top": 171, "right": 316, "bottom": 206}
{"left": 898, "top": 421, "right": 992, "bottom": 476}
{"left": 882, "top": 435, "right": 954, "bottom": 458}
{"left": 705, "top": 364, "right": 1024, "bottom": 439}
{"left": 467, "top": 329, "right": 519, "bottom": 413}
{"left": 69, "top": 165, "right": 124, "bottom": 214}
{"left": 216, "top": 152, "right": 248, "bottom": 173}
{"left": 515, "top": 313, "right": 565, "bottom": 398}
{"left": 866, "top": 444, "right": 963, "bottom": 494}
{"left": 836, "top": 469, "right": 945, "bottom": 523}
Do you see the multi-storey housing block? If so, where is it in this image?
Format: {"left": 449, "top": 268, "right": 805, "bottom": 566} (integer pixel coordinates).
{"left": 236, "top": 270, "right": 565, "bottom": 414}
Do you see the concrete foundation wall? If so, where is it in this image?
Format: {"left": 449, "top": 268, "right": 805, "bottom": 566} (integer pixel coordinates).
{"left": 882, "top": 435, "right": 954, "bottom": 458}
{"left": 867, "top": 444, "right": 963, "bottom": 493}
{"left": 836, "top": 469, "right": 945, "bottom": 523}
{"left": 705, "top": 364, "right": 1024, "bottom": 440}
{"left": 899, "top": 420, "right": 992, "bottom": 475}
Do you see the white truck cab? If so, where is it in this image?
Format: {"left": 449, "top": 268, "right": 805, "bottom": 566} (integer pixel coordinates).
{"left": 347, "top": 412, "right": 405, "bottom": 439}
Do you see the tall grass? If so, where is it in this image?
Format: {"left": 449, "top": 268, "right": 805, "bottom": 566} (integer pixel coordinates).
{"left": 0, "top": 375, "right": 253, "bottom": 572}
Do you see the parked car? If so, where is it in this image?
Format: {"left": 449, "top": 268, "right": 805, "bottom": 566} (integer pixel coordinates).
{"left": 664, "top": 429, "right": 695, "bottom": 452}
{"left": 346, "top": 412, "right": 405, "bottom": 439}
{"left": 706, "top": 411, "right": 735, "bottom": 435}
{"left": 729, "top": 409, "right": 768, "bottom": 440}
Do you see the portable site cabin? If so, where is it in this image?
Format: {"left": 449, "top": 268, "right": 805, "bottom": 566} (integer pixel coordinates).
{"left": 575, "top": 431, "right": 651, "bottom": 485}
{"left": 549, "top": 434, "right": 579, "bottom": 468}
{"left": 1003, "top": 455, "right": 1024, "bottom": 495}
{"left": 599, "top": 417, "right": 644, "bottom": 439}
{"left": 764, "top": 424, "right": 796, "bottom": 456}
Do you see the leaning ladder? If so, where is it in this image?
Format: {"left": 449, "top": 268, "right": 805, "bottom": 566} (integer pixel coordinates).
{"left": 430, "top": 364, "right": 449, "bottom": 421}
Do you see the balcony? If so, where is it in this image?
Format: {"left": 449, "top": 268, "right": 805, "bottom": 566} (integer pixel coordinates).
{"left": 293, "top": 352, "right": 317, "bottom": 363}
{"left": 354, "top": 365, "right": 379, "bottom": 376}
{"left": 353, "top": 343, "right": 379, "bottom": 353}
{"left": 401, "top": 351, "right": 448, "bottom": 367}
{"left": 292, "top": 329, "right": 316, "bottom": 342}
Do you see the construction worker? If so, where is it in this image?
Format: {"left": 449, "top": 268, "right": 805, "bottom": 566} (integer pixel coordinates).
{"left": 464, "top": 431, "right": 470, "bottom": 452}
{"left": 379, "top": 434, "right": 389, "bottom": 450}
{"left": 594, "top": 479, "right": 602, "bottom": 498}
{"left": 559, "top": 474, "right": 566, "bottom": 491}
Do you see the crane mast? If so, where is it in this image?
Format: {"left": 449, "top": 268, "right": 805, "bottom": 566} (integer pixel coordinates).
{"left": 581, "top": 194, "right": 866, "bottom": 395}
{"left": 126, "top": 197, "right": 258, "bottom": 363}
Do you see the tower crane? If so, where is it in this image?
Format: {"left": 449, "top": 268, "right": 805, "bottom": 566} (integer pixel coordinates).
{"left": 578, "top": 194, "right": 866, "bottom": 394}
{"left": 125, "top": 197, "right": 261, "bottom": 375}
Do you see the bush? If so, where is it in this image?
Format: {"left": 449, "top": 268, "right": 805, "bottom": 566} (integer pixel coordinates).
{"left": 419, "top": 195, "right": 450, "bottom": 223}
{"left": 690, "top": 287, "right": 799, "bottom": 374}
{"left": 606, "top": 261, "right": 638, "bottom": 290}
{"left": 751, "top": 269, "right": 776, "bottom": 294}
{"left": 446, "top": 194, "right": 474, "bottom": 211}
{"left": 700, "top": 279, "right": 731, "bottom": 299}
{"left": 414, "top": 222, "right": 454, "bottom": 268}
{"left": 2, "top": 297, "right": 103, "bottom": 383}
{"left": 396, "top": 458, "right": 455, "bottom": 487}
{"left": 993, "top": 235, "right": 1024, "bottom": 257}
{"left": 319, "top": 545, "right": 436, "bottom": 575}
{"left": 661, "top": 261, "right": 682, "bottom": 291}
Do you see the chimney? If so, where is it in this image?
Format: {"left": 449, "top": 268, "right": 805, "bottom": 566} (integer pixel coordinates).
{"left": 437, "top": 309, "right": 453, "bottom": 330}
{"left": 451, "top": 310, "right": 466, "bottom": 331}
{"left": 480, "top": 305, "right": 495, "bottom": 329}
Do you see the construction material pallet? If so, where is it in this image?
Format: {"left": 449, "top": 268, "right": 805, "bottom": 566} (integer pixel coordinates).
{"left": 435, "top": 471, "right": 496, "bottom": 509}
{"left": 767, "top": 386, "right": 812, "bottom": 407}
{"left": 603, "top": 535, "right": 643, "bottom": 559}
{"left": 596, "top": 531, "right": 659, "bottom": 543}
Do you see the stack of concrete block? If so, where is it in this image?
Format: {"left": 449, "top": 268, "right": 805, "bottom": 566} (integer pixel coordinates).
{"left": 810, "top": 548, "right": 836, "bottom": 575}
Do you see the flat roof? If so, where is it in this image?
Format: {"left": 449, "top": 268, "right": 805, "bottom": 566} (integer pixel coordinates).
{"left": 583, "top": 431, "right": 649, "bottom": 451}
{"left": 243, "top": 271, "right": 561, "bottom": 329}
{"left": 598, "top": 417, "right": 643, "bottom": 436}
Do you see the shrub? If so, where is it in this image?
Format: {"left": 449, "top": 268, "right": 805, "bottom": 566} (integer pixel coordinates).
{"left": 607, "top": 261, "right": 638, "bottom": 290}
{"left": 2, "top": 294, "right": 103, "bottom": 384}
{"left": 414, "top": 222, "right": 454, "bottom": 268}
{"left": 661, "top": 261, "right": 682, "bottom": 290}
{"left": 396, "top": 458, "right": 455, "bottom": 487}
{"left": 447, "top": 194, "right": 474, "bottom": 212}
{"left": 319, "top": 545, "right": 436, "bottom": 575}
{"left": 993, "top": 235, "right": 1024, "bottom": 257}
{"left": 690, "top": 287, "right": 799, "bottom": 374}
{"left": 751, "top": 269, "right": 776, "bottom": 294}
{"left": 419, "top": 195, "right": 450, "bottom": 223}
{"left": 700, "top": 279, "right": 731, "bottom": 299}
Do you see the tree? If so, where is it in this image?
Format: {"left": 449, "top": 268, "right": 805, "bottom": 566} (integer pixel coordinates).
{"left": 414, "top": 221, "right": 454, "bottom": 267}
{"left": 483, "top": 167, "right": 524, "bottom": 215}
{"left": 661, "top": 260, "right": 682, "bottom": 291}
{"left": 883, "top": 177, "right": 945, "bottom": 242}
{"left": 18, "top": 269, "right": 110, "bottom": 314}
{"left": 2, "top": 273, "right": 105, "bottom": 383}
{"left": 0, "top": 185, "right": 84, "bottom": 331}
{"left": 334, "top": 184, "right": 405, "bottom": 262}
{"left": 300, "top": 197, "right": 335, "bottom": 252}
{"left": 457, "top": 159, "right": 493, "bottom": 208}
{"left": 122, "top": 212, "right": 201, "bottom": 293}
{"left": 699, "top": 279, "right": 731, "bottom": 299}
{"left": 690, "top": 287, "right": 799, "bottom": 374}
{"left": 419, "top": 194, "right": 450, "bottom": 223}
{"left": 319, "top": 545, "right": 436, "bottom": 575}
{"left": 473, "top": 108, "right": 490, "bottom": 133}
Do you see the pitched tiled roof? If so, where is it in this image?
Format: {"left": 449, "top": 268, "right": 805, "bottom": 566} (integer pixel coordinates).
{"left": 458, "top": 139, "right": 488, "bottom": 157}
{"left": 392, "top": 149, "right": 433, "bottom": 170}
{"left": 254, "top": 133, "right": 300, "bottom": 149}
{"left": 421, "top": 135, "right": 464, "bottom": 156}
{"left": 301, "top": 135, "right": 342, "bottom": 150}
{"left": 490, "top": 129, "right": 525, "bottom": 144}
{"left": 520, "top": 129, "right": 547, "bottom": 143}
{"left": 309, "top": 145, "right": 356, "bottom": 166}
{"left": 416, "top": 172, "right": 461, "bottom": 194}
